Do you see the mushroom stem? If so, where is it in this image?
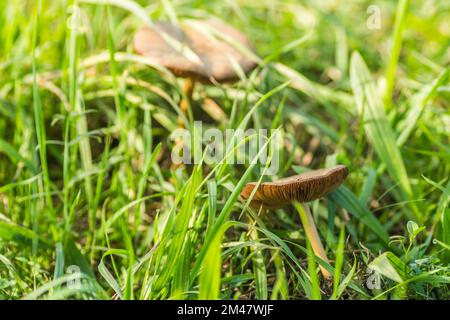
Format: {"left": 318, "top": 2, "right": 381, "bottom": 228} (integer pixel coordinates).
{"left": 178, "top": 78, "right": 195, "bottom": 128}
{"left": 295, "top": 202, "right": 332, "bottom": 280}
{"left": 172, "top": 78, "right": 195, "bottom": 170}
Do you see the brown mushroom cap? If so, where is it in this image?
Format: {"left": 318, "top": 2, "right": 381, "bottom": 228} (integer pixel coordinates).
{"left": 241, "top": 165, "right": 349, "bottom": 209}
{"left": 133, "top": 19, "right": 257, "bottom": 83}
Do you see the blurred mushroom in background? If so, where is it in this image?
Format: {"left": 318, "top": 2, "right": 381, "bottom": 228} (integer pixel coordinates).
{"left": 134, "top": 18, "right": 258, "bottom": 127}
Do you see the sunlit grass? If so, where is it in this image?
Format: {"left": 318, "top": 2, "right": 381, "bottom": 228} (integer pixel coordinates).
{"left": 0, "top": 0, "right": 449, "bottom": 300}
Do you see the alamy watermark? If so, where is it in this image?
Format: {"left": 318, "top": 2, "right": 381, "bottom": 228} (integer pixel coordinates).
{"left": 366, "top": 267, "right": 382, "bottom": 290}
{"left": 170, "top": 121, "right": 280, "bottom": 175}
{"left": 66, "top": 265, "right": 82, "bottom": 290}
{"left": 366, "top": 5, "right": 382, "bottom": 30}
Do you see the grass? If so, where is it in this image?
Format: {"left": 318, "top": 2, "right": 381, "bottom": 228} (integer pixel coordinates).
{"left": 0, "top": 0, "right": 449, "bottom": 300}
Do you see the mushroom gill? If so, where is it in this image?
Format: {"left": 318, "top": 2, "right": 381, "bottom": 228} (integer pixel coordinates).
{"left": 241, "top": 165, "right": 349, "bottom": 209}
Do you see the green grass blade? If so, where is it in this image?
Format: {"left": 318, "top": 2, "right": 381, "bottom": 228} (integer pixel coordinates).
{"left": 250, "top": 226, "right": 267, "bottom": 300}
{"left": 383, "top": 0, "right": 410, "bottom": 108}
{"left": 331, "top": 226, "right": 345, "bottom": 299}
{"left": 350, "top": 51, "right": 419, "bottom": 222}
{"left": 306, "top": 240, "right": 321, "bottom": 300}
{"left": 330, "top": 186, "right": 389, "bottom": 244}
{"left": 198, "top": 222, "right": 230, "bottom": 300}
{"left": 0, "top": 220, "right": 52, "bottom": 250}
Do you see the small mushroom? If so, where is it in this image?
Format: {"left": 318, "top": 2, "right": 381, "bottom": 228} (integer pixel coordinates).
{"left": 134, "top": 19, "right": 258, "bottom": 125}
{"left": 240, "top": 165, "right": 349, "bottom": 279}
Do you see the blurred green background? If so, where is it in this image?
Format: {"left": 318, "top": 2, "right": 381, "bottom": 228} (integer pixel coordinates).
{"left": 0, "top": 0, "right": 449, "bottom": 300}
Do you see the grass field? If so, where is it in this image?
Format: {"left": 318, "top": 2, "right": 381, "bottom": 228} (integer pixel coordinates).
{"left": 0, "top": 0, "right": 449, "bottom": 300}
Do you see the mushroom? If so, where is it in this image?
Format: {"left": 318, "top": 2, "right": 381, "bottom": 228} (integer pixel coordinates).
{"left": 133, "top": 19, "right": 258, "bottom": 126}
{"left": 240, "top": 165, "right": 349, "bottom": 279}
